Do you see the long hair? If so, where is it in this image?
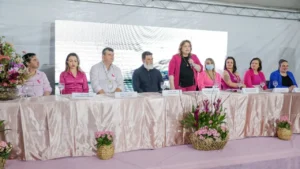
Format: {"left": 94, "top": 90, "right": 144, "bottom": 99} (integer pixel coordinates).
{"left": 178, "top": 40, "right": 192, "bottom": 57}
{"left": 65, "top": 53, "right": 81, "bottom": 71}
{"left": 205, "top": 58, "right": 216, "bottom": 72}
{"left": 224, "top": 56, "right": 237, "bottom": 73}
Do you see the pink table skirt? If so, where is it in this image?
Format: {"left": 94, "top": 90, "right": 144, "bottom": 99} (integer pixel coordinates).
{"left": 0, "top": 92, "right": 299, "bottom": 160}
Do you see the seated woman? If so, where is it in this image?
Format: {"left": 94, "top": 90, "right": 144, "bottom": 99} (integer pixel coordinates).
{"left": 22, "top": 53, "right": 52, "bottom": 96}
{"left": 269, "top": 59, "right": 298, "bottom": 91}
{"left": 197, "top": 58, "right": 221, "bottom": 90}
{"left": 221, "top": 56, "right": 245, "bottom": 90}
{"left": 244, "top": 57, "right": 267, "bottom": 90}
{"left": 60, "top": 53, "right": 89, "bottom": 94}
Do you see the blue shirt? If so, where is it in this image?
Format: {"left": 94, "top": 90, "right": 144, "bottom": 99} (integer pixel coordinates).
{"left": 269, "top": 70, "right": 298, "bottom": 88}
{"left": 132, "top": 65, "right": 163, "bottom": 93}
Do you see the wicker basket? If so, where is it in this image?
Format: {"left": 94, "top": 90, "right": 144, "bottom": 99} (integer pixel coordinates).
{"left": 0, "top": 157, "right": 6, "bottom": 169}
{"left": 277, "top": 128, "right": 292, "bottom": 140}
{"left": 189, "top": 133, "right": 229, "bottom": 151}
{"left": 97, "top": 144, "right": 114, "bottom": 160}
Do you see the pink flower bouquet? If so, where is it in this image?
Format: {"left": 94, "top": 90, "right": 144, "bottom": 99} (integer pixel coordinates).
{"left": 0, "top": 141, "right": 12, "bottom": 160}
{"left": 276, "top": 115, "right": 292, "bottom": 140}
{"left": 95, "top": 131, "right": 114, "bottom": 148}
{"left": 95, "top": 131, "right": 114, "bottom": 160}
{"left": 0, "top": 36, "right": 29, "bottom": 88}
{"left": 181, "top": 97, "right": 230, "bottom": 150}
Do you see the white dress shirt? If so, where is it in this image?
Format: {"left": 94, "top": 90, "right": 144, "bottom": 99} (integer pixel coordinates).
{"left": 90, "top": 62, "right": 124, "bottom": 93}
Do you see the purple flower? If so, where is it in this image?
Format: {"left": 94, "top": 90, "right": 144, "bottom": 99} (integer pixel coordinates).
{"left": 202, "top": 100, "right": 210, "bottom": 112}
{"left": 194, "top": 105, "right": 200, "bottom": 128}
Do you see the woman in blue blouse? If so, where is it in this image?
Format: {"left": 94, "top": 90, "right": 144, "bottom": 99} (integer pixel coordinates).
{"left": 269, "top": 59, "right": 298, "bottom": 91}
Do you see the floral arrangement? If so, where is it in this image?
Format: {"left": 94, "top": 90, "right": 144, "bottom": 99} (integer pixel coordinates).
{"left": 181, "top": 98, "right": 229, "bottom": 141}
{"left": 276, "top": 116, "right": 292, "bottom": 130}
{"left": 95, "top": 131, "right": 114, "bottom": 148}
{"left": 0, "top": 36, "right": 29, "bottom": 88}
{"left": 0, "top": 141, "right": 12, "bottom": 160}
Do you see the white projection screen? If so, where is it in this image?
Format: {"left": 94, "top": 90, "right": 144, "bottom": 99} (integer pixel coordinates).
{"left": 55, "top": 20, "right": 228, "bottom": 92}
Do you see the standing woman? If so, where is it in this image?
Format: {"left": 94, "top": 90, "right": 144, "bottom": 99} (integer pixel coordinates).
{"left": 59, "top": 53, "right": 89, "bottom": 94}
{"left": 168, "top": 40, "right": 203, "bottom": 91}
{"left": 221, "top": 56, "right": 245, "bottom": 90}
{"left": 244, "top": 57, "right": 267, "bottom": 90}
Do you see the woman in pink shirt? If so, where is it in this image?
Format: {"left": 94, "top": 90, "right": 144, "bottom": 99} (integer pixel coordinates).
{"left": 244, "top": 57, "right": 267, "bottom": 90}
{"left": 168, "top": 40, "right": 203, "bottom": 91}
{"left": 59, "top": 53, "right": 89, "bottom": 94}
{"left": 197, "top": 58, "right": 221, "bottom": 90}
{"left": 221, "top": 56, "right": 246, "bottom": 90}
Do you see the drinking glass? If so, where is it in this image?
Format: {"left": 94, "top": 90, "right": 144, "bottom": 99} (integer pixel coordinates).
{"left": 161, "top": 81, "right": 166, "bottom": 91}
{"left": 260, "top": 82, "right": 265, "bottom": 89}
{"left": 273, "top": 80, "right": 278, "bottom": 88}
{"left": 58, "top": 83, "right": 65, "bottom": 95}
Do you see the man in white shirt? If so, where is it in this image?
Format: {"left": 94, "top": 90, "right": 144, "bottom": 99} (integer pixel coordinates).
{"left": 90, "top": 47, "right": 124, "bottom": 94}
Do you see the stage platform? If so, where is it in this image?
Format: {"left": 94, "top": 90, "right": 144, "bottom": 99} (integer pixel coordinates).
{"left": 6, "top": 135, "right": 300, "bottom": 169}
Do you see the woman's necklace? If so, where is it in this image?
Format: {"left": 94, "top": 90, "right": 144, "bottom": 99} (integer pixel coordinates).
{"left": 182, "top": 56, "right": 190, "bottom": 67}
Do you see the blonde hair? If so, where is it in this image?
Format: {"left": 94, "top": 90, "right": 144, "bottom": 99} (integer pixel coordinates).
{"left": 205, "top": 58, "right": 216, "bottom": 72}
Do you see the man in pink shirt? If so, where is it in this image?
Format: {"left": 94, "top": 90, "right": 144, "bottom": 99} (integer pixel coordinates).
{"left": 22, "top": 53, "right": 52, "bottom": 96}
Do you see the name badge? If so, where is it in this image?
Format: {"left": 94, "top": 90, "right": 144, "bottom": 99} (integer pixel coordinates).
{"left": 72, "top": 93, "right": 96, "bottom": 99}
{"left": 242, "top": 88, "right": 259, "bottom": 94}
{"left": 272, "top": 88, "right": 289, "bottom": 93}
{"left": 202, "top": 88, "right": 220, "bottom": 95}
{"left": 162, "top": 90, "right": 182, "bottom": 96}
{"left": 115, "top": 92, "right": 138, "bottom": 98}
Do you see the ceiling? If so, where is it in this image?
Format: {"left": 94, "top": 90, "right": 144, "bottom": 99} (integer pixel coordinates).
{"left": 169, "top": 0, "right": 300, "bottom": 10}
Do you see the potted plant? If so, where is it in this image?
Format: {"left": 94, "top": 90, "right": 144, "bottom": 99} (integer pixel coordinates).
{"left": 0, "top": 141, "right": 12, "bottom": 169}
{"left": 95, "top": 131, "right": 114, "bottom": 160}
{"left": 0, "top": 36, "right": 29, "bottom": 100}
{"left": 276, "top": 116, "right": 292, "bottom": 140}
{"left": 0, "top": 120, "right": 12, "bottom": 169}
{"left": 181, "top": 98, "right": 229, "bottom": 151}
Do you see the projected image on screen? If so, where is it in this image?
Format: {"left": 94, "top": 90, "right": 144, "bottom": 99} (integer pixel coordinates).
{"left": 55, "top": 20, "right": 228, "bottom": 92}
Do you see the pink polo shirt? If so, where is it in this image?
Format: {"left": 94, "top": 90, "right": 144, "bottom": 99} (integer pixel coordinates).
{"left": 59, "top": 70, "right": 89, "bottom": 94}
{"left": 197, "top": 71, "right": 222, "bottom": 90}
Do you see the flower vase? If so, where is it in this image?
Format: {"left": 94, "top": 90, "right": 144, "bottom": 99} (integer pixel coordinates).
{"left": 0, "top": 87, "right": 19, "bottom": 100}
{"left": 277, "top": 128, "right": 292, "bottom": 140}
{"left": 0, "top": 157, "right": 6, "bottom": 169}
{"left": 97, "top": 144, "right": 114, "bottom": 160}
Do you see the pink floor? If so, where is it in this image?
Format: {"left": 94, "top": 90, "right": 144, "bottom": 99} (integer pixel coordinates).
{"left": 6, "top": 135, "right": 300, "bottom": 169}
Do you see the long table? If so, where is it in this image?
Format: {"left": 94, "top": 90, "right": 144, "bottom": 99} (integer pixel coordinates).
{"left": 0, "top": 92, "right": 299, "bottom": 160}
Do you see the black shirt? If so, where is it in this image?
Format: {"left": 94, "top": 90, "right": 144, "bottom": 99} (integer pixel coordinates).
{"left": 132, "top": 65, "right": 163, "bottom": 93}
{"left": 281, "top": 75, "right": 293, "bottom": 87}
{"left": 179, "top": 56, "right": 194, "bottom": 87}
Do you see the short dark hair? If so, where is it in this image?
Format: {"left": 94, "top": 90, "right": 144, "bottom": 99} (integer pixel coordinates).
{"left": 224, "top": 56, "right": 237, "bottom": 73}
{"left": 22, "top": 53, "right": 36, "bottom": 67}
{"left": 278, "top": 59, "right": 288, "bottom": 69}
{"left": 142, "top": 51, "right": 152, "bottom": 60}
{"left": 249, "top": 57, "right": 262, "bottom": 71}
{"left": 102, "top": 47, "right": 114, "bottom": 55}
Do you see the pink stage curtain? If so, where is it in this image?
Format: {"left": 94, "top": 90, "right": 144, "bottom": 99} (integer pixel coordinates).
{"left": 0, "top": 92, "right": 299, "bottom": 160}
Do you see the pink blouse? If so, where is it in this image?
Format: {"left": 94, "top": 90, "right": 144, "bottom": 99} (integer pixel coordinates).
{"left": 243, "top": 69, "right": 267, "bottom": 90}
{"left": 59, "top": 70, "right": 89, "bottom": 94}
{"left": 197, "top": 71, "right": 221, "bottom": 90}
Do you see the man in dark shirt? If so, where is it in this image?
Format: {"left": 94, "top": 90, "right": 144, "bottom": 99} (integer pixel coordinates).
{"left": 132, "top": 51, "right": 163, "bottom": 93}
